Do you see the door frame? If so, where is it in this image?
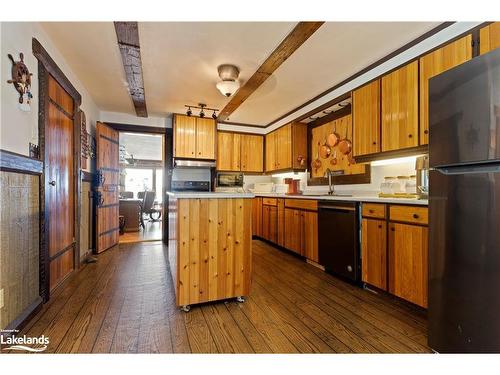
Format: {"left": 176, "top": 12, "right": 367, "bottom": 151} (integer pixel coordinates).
{"left": 33, "top": 38, "right": 82, "bottom": 302}
{"left": 105, "top": 123, "right": 173, "bottom": 245}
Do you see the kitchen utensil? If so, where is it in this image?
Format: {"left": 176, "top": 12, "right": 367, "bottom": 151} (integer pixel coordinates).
{"left": 330, "top": 149, "right": 338, "bottom": 165}
{"left": 338, "top": 124, "right": 352, "bottom": 155}
{"left": 312, "top": 142, "right": 322, "bottom": 170}
{"left": 326, "top": 122, "right": 340, "bottom": 147}
{"left": 319, "top": 138, "right": 331, "bottom": 159}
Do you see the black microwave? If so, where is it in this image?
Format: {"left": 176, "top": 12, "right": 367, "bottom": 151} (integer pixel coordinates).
{"left": 216, "top": 172, "right": 244, "bottom": 188}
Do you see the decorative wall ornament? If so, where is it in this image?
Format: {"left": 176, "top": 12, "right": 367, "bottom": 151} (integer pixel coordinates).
{"left": 80, "top": 110, "right": 88, "bottom": 169}
{"left": 6, "top": 53, "right": 33, "bottom": 109}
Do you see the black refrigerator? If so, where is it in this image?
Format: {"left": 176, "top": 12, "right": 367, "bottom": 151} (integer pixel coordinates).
{"left": 428, "top": 48, "right": 500, "bottom": 353}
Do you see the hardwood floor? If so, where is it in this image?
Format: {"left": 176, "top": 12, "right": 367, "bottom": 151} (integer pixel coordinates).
{"left": 119, "top": 220, "right": 162, "bottom": 243}
{"left": 10, "top": 239, "right": 430, "bottom": 353}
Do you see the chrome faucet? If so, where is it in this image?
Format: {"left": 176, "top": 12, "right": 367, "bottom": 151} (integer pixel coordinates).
{"left": 324, "top": 168, "right": 352, "bottom": 197}
{"left": 325, "top": 168, "right": 335, "bottom": 195}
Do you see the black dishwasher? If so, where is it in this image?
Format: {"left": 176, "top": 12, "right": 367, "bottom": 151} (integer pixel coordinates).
{"left": 318, "top": 201, "right": 361, "bottom": 283}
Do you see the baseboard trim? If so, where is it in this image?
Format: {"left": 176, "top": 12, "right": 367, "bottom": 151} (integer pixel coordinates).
{"left": 1, "top": 296, "right": 43, "bottom": 339}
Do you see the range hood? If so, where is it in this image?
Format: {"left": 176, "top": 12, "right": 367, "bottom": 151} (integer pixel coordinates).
{"left": 174, "top": 159, "right": 216, "bottom": 168}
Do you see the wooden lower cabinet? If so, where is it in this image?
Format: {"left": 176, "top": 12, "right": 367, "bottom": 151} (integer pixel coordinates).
{"left": 361, "top": 218, "right": 387, "bottom": 290}
{"left": 303, "top": 210, "right": 319, "bottom": 262}
{"left": 262, "top": 204, "right": 278, "bottom": 243}
{"left": 252, "top": 198, "right": 262, "bottom": 237}
{"left": 388, "top": 222, "right": 429, "bottom": 308}
{"left": 277, "top": 199, "right": 285, "bottom": 247}
{"left": 284, "top": 208, "right": 303, "bottom": 255}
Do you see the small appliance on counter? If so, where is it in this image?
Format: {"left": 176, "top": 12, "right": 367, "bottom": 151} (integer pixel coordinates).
{"left": 415, "top": 155, "right": 429, "bottom": 199}
{"left": 214, "top": 172, "right": 245, "bottom": 193}
{"left": 249, "top": 182, "right": 274, "bottom": 194}
{"left": 170, "top": 167, "right": 212, "bottom": 192}
{"left": 284, "top": 178, "right": 302, "bottom": 195}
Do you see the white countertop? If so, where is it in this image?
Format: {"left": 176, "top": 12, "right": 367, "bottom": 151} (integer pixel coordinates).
{"left": 253, "top": 192, "right": 428, "bottom": 206}
{"left": 167, "top": 192, "right": 255, "bottom": 199}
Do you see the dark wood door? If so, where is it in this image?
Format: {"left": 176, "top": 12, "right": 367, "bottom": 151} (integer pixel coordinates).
{"left": 95, "top": 122, "right": 120, "bottom": 253}
{"left": 46, "top": 75, "right": 75, "bottom": 290}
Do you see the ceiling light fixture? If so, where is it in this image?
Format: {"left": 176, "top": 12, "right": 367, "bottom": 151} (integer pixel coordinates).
{"left": 216, "top": 64, "right": 240, "bottom": 97}
{"left": 184, "top": 104, "right": 219, "bottom": 119}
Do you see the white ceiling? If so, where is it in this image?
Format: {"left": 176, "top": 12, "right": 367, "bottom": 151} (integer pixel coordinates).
{"left": 119, "top": 132, "right": 163, "bottom": 160}
{"left": 40, "top": 21, "right": 440, "bottom": 126}
{"left": 229, "top": 22, "right": 440, "bottom": 125}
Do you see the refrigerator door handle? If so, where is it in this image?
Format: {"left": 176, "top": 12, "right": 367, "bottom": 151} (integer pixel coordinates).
{"left": 434, "top": 163, "right": 500, "bottom": 175}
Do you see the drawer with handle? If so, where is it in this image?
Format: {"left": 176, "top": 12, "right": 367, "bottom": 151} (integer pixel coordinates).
{"left": 262, "top": 198, "right": 277, "bottom": 206}
{"left": 362, "top": 203, "right": 386, "bottom": 219}
{"left": 389, "top": 205, "right": 428, "bottom": 225}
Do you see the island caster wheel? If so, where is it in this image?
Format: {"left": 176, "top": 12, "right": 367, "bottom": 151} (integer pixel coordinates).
{"left": 181, "top": 305, "right": 191, "bottom": 313}
{"left": 236, "top": 296, "right": 245, "bottom": 303}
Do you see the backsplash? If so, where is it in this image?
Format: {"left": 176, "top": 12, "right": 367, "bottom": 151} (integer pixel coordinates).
{"left": 243, "top": 156, "right": 419, "bottom": 194}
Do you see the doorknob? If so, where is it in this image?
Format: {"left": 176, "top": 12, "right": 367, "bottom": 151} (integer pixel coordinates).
{"left": 49, "top": 180, "right": 56, "bottom": 186}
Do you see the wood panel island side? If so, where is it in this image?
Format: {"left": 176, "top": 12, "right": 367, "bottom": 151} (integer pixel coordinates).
{"left": 167, "top": 192, "right": 254, "bottom": 311}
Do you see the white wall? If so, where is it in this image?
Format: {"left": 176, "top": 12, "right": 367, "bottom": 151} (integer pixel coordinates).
{"left": 100, "top": 110, "right": 171, "bottom": 128}
{"left": 0, "top": 22, "right": 100, "bottom": 172}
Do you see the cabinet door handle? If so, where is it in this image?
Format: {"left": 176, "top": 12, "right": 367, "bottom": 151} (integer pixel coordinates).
{"left": 408, "top": 134, "right": 413, "bottom": 138}
{"left": 424, "top": 130, "right": 429, "bottom": 135}
{"left": 372, "top": 141, "right": 377, "bottom": 145}
{"left": 390, "top": 227, "right": 395, "bottom": 232}
{"left": 378, "top": 225, "right": 382, "bottom": 229}
{"left": 369, "top": 209, "right": 374, "bottom": 213}
{"left": 413, "top": 213, "right": 419, "bottom": 219}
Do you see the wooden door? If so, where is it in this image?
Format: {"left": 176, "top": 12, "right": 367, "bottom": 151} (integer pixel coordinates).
{"left": 217, "top": 132, "right": 240, "bottom": 171}
{"left": 480, "top": 22, "right": 500, "bottom": 55}
{"left": 252, "top": 198, "right": 262, "bottom": 237}
{"left": 419, "top": 35, "right": 472, "bottom": 144}
{"left": 275, "top": 124, "right": 292, "bottom": 170}
{"left": 95, "top": 122, "right": 120, "bottom": 253}
{"left": 284, "top": 208, "right": 302, "bottom": 255}
{"left": 46, "top": 76, "right": 75, "bottom": 290}
{"left": 195, "top": 117, "right": 216, "bottom": 159}
{"left": 388, "top": 222, "right": 428, "bottom": 307}
{"left": 381, "top": 61, "right": 419, "bottom": 152}
{"left": 353, "top": 79, "right": 381, "bottom": 156}
{"left": 303, "top": 210, "right": 318, "bottom": 262}
{"left": 361, "top": 218, "right": 387, "bottom": 290}
{"left": 241, "top": 134, "right": 263, "bottom": 172}
{"left": 174, "top": 114, "right": 196, "bottom": 158}
{"left": 265, "top": 131, "right": 276, "bottom": 172}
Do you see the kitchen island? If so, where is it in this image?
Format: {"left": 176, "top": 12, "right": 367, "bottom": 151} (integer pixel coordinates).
{"left": 167, "top": 192, "right": 254, "bottom": 311}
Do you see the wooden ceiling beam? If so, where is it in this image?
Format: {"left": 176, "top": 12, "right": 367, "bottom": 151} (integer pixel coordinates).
{"left": 217, "top": 21, "right": 324, "bottom": 122}
{"left": 114, "top": 21, "right": 148, "bottom": 117}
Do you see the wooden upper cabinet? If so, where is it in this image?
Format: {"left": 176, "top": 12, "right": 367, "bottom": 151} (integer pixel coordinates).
{"left": 275, "top": 124, "right": 292, "bottom": 170}
{"left": 195, "top": 117, "right": 216, "bottom": 159}
{"left": 174, "top": 114, "right": 216, "bottom": 159}
{"left": 174, "top": 114, "right": 197, "bottom": 158}
{"left": 265, "top": 131, "right": 276, "bottom": 172}
{"left": 217, "top": 132, "right": 240, "bottom": 171}
{"left": 388, "top": 222, "right": 429, "bottom": 308}
{"left": 353, "top": 79, "right": 381, "bottom": 156}
{"left": 381, "top": 61, "right": 419, "bottom": 152}
{"left": 240, "top": 134, "right": 264, "bottom": 172}
{"left": 419, "top": 35, "right": 472, "bottom": 145}
{"left": 480, "top": 22, "right": 500, "bottom": 55}
{"left": 265, "top": 122, "right": 307, "bottom": 172}
{"left": 291, "top": 122, "right": 308, "bottom": 169}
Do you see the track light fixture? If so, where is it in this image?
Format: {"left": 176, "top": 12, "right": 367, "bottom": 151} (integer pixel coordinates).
{"left": 184, "top": 103, "right": 219, "bottom": 119}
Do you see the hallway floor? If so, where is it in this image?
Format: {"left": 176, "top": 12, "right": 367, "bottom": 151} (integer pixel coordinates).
{"left": 13, "top": 240, "right": 430, "bottom": 353}
{"left": 119, "top": 220, "right": 162, "bottom": 243}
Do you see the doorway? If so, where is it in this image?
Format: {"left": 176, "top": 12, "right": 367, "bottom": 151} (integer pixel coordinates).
{"left": 102, "top": 124, "right": 172, "bottom": 245}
